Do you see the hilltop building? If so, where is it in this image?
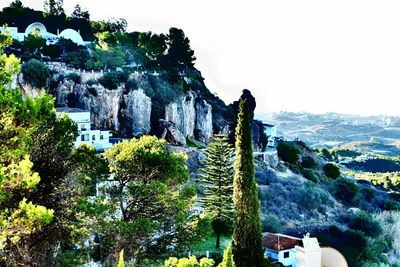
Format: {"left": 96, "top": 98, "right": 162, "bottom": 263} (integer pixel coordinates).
{"left": 1, "top": 22, "right": 89, "bottom": 46}
{"left": 56, "top": 107, "right": 112, "bottom": 151}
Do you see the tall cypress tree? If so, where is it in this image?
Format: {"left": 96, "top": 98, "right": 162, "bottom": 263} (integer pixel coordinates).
{"left": 200, "top": 134, "right": 234, "bottom": 249}
{"left": 232, "top": 100, "right": 264, "bottom": 267}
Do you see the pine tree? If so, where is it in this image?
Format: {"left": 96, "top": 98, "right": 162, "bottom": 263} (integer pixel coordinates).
{"left": 218, "top": 245, "right": 235, "bottom": 267}
{"left": 200, "top": 134, "right": 234, "bottom": 249}
{"left": 232, "top": 99, "right": 264, "bottom": 267}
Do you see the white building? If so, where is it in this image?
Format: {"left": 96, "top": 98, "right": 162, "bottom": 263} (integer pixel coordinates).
{"left": 1, "top": 22, "right": 89, "bottom": 46}
{"left": 263, "top": 123, "right": 278, "bottom": 148}
{"left": 264, "top": 232, "right": 300, "bottom": 267}
{"left": 56, "top": 107, "right": 112, "bottom": 151}
{"left": 263, "top": 233, "right": 331, "bottom": 267}
{"left": 295, "top": 233, "right": 322, "bottom": 267}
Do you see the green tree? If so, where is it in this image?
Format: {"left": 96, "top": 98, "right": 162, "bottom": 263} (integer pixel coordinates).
{"left": 21, "top": 59, "right": 50, "bottom": 88}
{"left": 232, "top": 100, "right": 264, "bottom": 267}
{"left": 44, "top": 0, "right": 64, "bottom": 16}
{"left": 71, "top": 4, "right": 90, "bottom": 21}
{"left": 0, "top": 32, "right": 106, "bottom": 265}
{"left": 103, "top": 136, "right": 197, "bottom": 261}
{"left": 166, "top": 27, "right": 196, "bottom": 67}
{"left": 23, "top": 29, "right": 46, "bottom": 55}
{"left": 199, "top": 134, "right": 234, "bottom": 249}
{"left": 218, "top": 245, "right": 235, "bottom": 267}
{"left": 9, "top": 0, "right": 23, "bottom": 9}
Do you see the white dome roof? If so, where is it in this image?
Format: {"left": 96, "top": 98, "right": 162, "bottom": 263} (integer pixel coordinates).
{"left": 25, "top": 22, "right": 47, "bottom": 35}
{"left": 59, "top": 29, "right": 84, "bottom": 45}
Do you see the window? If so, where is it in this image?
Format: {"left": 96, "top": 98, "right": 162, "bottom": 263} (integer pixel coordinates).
{"left": 92, "top": 135, "right": 95, "bottom": 141}
{"left": 81, "top": 134, "right": 89, "bottom": 141}
{"left": 100, "top": 135, "right": 104, "bottom": 140}
{"left": 284, "top": 251, "right": 290, "bottom": 258}
{"left": 81, "top": 124, "right": 87, "bottom": 131}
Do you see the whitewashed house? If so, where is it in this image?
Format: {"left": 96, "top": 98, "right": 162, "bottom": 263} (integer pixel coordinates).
{"left": 263, "top": 233, "right": 325, "bottom": 267}
{"left": 1, "top": 22, "right": 89, "bottom": 46}
{"left": 263, "top": 233, "right": 300, "bottom": 267}
{"left": 56, "top": 107, "right": 112, "bottom": 151}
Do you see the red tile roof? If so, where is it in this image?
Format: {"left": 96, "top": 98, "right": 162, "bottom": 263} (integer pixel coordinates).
{"left": 263, "top": 233, "right": 302, "bottom": 251}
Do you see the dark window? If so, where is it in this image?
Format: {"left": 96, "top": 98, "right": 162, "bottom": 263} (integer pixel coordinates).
{"left": 100, "top": 135, "right": 104, "bottom": 140}
{"left": 284, "top": 251, "right": 290, "bottom": 258}
{"left": 92, "top": 135, "right": 95, "bottom": 140}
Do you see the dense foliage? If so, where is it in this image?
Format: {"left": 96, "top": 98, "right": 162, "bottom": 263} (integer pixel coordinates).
{"left": 21, "top": 59, "right": 50, "bottom": 88}
{"left": 102, "top": 136, "right": 205, "bottom": 262}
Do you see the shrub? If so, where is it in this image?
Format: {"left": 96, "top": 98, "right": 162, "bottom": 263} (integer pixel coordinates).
{"left": 277, "top": 142, "right": 300, "bottom": 164}
{"left": 21, "top": 59, "right": 50, "bottom": 88}
{"left": 98, "top": 71, "right": 128, "bottom": 89}
{"left": 66, "top": 72, "right": 81, "bottom": 84}
{"left": 301, "top": 168, "right": 319, "bottom": 183}
{"left": 63, "top": 49, "right": 91, "bottom": 69}
{"left": 382, "top": 199, "right": 400, "bottom": 210}
{"left": 87, "top": 79, "right": 98, "bottom": 86}
{"left": 324, "top": 163, "right": 340, "bottom": 179}
{"left": 165, "top": 256, "right": 214, "bottom": 267}
{"left": 333, "top": 178, "right": 361, "bottom": 206}
{"left": 301, "top": 156, "right": 316, "bottom": 168}
{"left": 261, "top": 214, "right": 282, "bottom": 233}
{"left": 125, "top": 78, "right": 138, "bottom": 91}
{"left": 348, "top": 211, "right": 382, "bottom": 238}
{"left": 298, "top": 186, "right": 323, "bottom": 210}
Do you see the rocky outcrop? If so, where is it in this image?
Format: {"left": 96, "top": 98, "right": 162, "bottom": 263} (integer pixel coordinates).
{"left": 164, "top": 91, "right": 213, "bottom": 144}
{"left": 160, "top": 120, "right": 187, "bottom": 146}
{"left": 165, "top": 91, "right": 196, "bottom": 138}
{"left": 195, "top": 99, "right": 213, "bottom": 143}
{"left": 121, "top": 88, "right": 152, "bottom": 135}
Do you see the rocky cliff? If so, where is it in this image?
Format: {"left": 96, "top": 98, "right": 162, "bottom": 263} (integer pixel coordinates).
{"left": 19, "top": 67, "right": 218, "bottom": 144}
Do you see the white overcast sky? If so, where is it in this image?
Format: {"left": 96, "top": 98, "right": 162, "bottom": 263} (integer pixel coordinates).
{"left": 2, "top": 0, "right": 400, "bottom": 116}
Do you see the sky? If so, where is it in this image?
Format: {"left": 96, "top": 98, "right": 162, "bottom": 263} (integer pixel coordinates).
{"left": 2, "top": 0, "right": 400, "bottom": 116}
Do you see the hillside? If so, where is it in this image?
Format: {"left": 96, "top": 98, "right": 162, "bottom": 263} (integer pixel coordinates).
{"left": 256, "top": 111, "right": 400, "bottom": 155}
{"left": 253, "top": 140, "right": 400, "bottom": 266}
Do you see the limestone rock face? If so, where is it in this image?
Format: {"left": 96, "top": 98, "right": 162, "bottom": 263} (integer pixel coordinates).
{"left": 165, "top": 92, "right": 213, "bottom": 143}
{"left": 50, "top": 78, "right": 152, "bottom": 135}
{"left": 160, "top": 120, "right": 187, "bottom": 146}
{"left": 165, "top": 91, "right": 196, "bottom": 138}
{"left": 195, "top": 99, "right": 213, "bottom": 143}
{"left": 121, "top": 88, "right": 152, "bottom": 136}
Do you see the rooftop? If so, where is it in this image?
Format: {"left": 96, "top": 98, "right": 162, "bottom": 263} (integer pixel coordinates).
{"left": 263, "top": 233, "right": 302, "bottom": 251}
{"left": 56, "top": 107, "right": 89, "bottom": 113}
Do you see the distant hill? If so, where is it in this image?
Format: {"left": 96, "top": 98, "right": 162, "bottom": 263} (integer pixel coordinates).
{"left": 256, "top": 112, "right": 400, "bottom": 155}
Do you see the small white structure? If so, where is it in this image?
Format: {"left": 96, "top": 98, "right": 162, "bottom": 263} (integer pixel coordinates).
{"left": 1, "top": 22, "right": 88, "bottom": 46}
{"left": 295, "top": 233, "right": 322, "bottom": 267}
{"left": 56, "top": 107, "right": 112, "bottom": 151}
{"left": 263, "top": 123, "right": 278, "bottom": 148}
{"left": 321, "top": 247, "right": 348, "bottom": 267}
{"left": 263, "top": 232, "right": 301, "bottom": 267}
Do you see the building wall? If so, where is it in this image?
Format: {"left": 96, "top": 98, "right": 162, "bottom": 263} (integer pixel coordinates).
{"left": 265, "top": 248, "right": 296, "bottom": 267}
{"left": 295, "top": 247, "right": 321, "bottom": 267}
{"left": 56, "top": 111, "right": 112, "bottom": 151}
